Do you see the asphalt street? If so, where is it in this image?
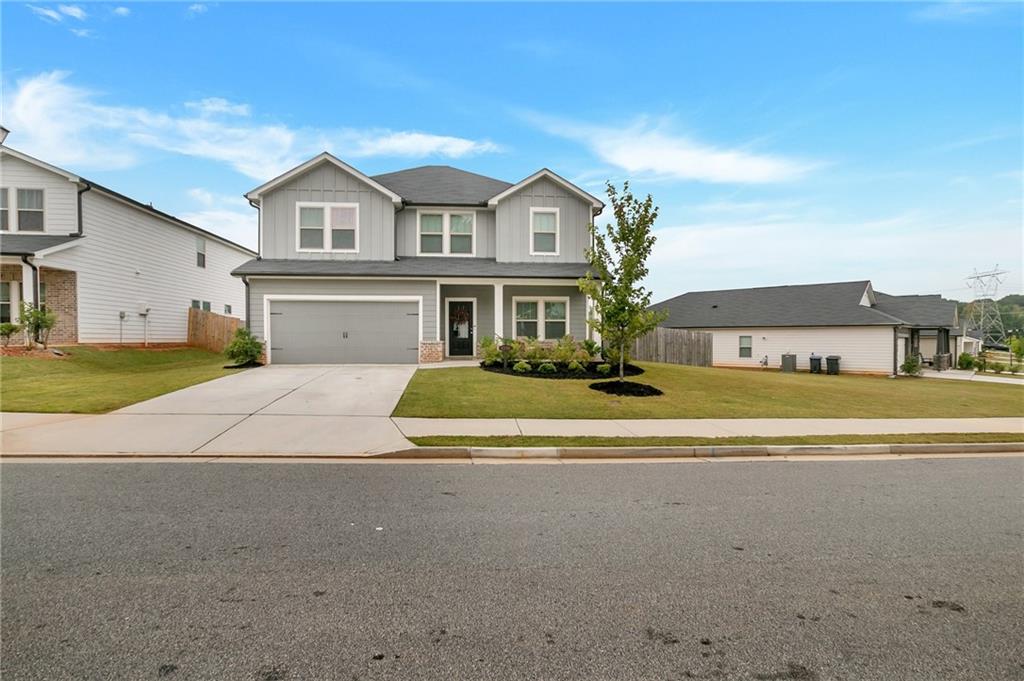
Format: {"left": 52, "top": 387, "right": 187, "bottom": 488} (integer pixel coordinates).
{"left": 2, "top": 458, "right": 1022, "bottom": 680}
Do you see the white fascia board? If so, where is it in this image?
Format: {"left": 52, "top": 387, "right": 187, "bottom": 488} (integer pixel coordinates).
{"left": 33, "top": 237, "right": 85, "bottom": 258}
{"left": 487, "top": 168, "right": 604, "bottom": 213}
{"left": 245, "top": 152, "right": 403, "bottom": 206}
{"left": 0, "top": 146, "right": 81, "bottom": 183}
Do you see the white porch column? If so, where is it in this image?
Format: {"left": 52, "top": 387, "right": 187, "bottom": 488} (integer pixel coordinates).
{"left": 20, "top": 261, "right": 36, "bottom": 307}
{"left": 493, "top": 283, "right": 504, "bottom": 339}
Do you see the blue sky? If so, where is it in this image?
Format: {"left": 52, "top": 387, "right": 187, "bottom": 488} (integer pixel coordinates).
{"left": 3, "top": 1, "right": 1021, "bottom": 300}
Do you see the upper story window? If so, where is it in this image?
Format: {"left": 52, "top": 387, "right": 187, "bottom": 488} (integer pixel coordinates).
{"left": 16, "top": 189, "right": 45, "bottom": 232}
{"left": 196, "top": 237, "right": 206, "bottom": 268}
{"left": 530, "top": 207, "right": 559, "bottom": 256}
{"left": 0, "top": 189, "right": 8, "bottom": 231}
{"left": 417, "top": 210, "right": 475, "bottom": 256}
{"left": 296, "top": 202, "right": 359, "bottom": 253}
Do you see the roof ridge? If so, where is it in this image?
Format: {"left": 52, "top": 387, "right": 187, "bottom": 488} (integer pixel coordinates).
{"left": 371, "top": 165, "right": 510, "bottom": 185}
{"left": 662, "top": 280, "right": 871, "bottom": 299}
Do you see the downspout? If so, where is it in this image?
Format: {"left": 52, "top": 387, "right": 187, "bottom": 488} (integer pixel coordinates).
{"left": 242, "top": 275, "right": 251, "bottom": 331}
{"left": 892, "top": 327, "right": 898, "bottom": 377}
{"left": 20, "top": 255, "right": 39, "bottom": 343}
{"left": 248, "top": 198, "right": 261, "bottom": 260}
{"left": 76, "top": 181, "right": 92, "bottom": 236}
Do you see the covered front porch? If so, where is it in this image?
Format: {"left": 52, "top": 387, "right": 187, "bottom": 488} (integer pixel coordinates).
{"left": 0, "top": 258, "right": 78, "bottom": 345}
{"left": 898, "top": 326, "right": 954, "bottom": 371}
{"left": 435, "top": 279, "right": 592, "bottom": 359}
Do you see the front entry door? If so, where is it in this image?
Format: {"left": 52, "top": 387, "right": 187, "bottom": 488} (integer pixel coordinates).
{"left": 448, "top": 300, "right": 474, "bottom": 356}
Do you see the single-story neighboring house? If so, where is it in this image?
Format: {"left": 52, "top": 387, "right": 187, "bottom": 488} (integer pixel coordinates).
{"left": 0, "top": 141, "right": 254, "bottom": 344}
{"left": 650, "top": 280, "right": 960, "bottom": 375}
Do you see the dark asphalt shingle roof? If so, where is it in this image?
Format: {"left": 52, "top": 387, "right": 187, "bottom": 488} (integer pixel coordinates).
{"left": 652, "top": 280, "right": 957, "bottom": 329}
{"left": 0, "top": 233, "right": 82, "bottom": 256}
{"left": 371, "top": 166, "right": 512, "bottom": 206}
{"left": 233, "top": 257, "right": 591, "bottom": 279}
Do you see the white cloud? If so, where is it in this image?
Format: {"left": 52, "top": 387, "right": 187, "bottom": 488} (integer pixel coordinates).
{"left": 911, "top": 1, "right": 996, "bottom": 22}
{"left": 112, "top": 6, "right": 131, "bottom": 16}
{"left": 526, "top": 113, "right": 815, "bottom": 184}
{"left": 69, "top": 27, "right": 94, "bottom": 38}
{"left": 181, "top": 189, "right": 256, "bottom": 249}
{"left": 185, "top": 97, "right": 251, "bottom": 117}
{"left": 58, "top": 4, "right": 86, "bottom": 19}
{"left": 2, "top": 71, "right": 503, "bottom": 179}
{"left": 27, "top": 5, "right": 63, "bottom": 22}
{"left": 187, "top": 3, "right": 208, "bottom": 16}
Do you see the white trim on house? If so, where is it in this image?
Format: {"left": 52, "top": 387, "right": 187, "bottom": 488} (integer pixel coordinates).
{"left": 261, "top": 294, "right": 424, "bottom": 365}
{"left": 294, "top": 201, "right": 360, "bottom": 254}
{"left": 529, "top": 206, "right": 560, "bottom": 256}
{"left": 511, "top": 295, "right": 570, "bottom": 341}
{"left": 245, "top": 152, "right": 403, "bottom": 205}
{"left": 486, "top": 168, "right": 604, "bottom": 212}
{"left": 246, "top": 275, "right": 583, "bottom": 287}
{"left": 415, "top": 208, "right": 477, "bottom": 257}
{"left": 444, "top": 296, "right": 477, "bottom": 357}
{"left": 32, "top": 238, "right": 85, "bottom": 258}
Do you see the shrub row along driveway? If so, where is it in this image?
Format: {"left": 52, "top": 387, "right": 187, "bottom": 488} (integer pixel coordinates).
{"left": 1, "top": 365, "right": 416, "bottom": 456}
{"left": 393, "top": 363, "right": 1024, "bottom": 419}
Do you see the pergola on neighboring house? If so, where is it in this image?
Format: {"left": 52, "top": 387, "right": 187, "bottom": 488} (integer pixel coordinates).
{"left": 650, "top": 280, "right": 961, "bottom": 375}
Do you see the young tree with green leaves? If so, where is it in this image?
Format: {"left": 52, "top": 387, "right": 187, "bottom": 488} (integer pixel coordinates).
{"left": 578, "top": 182, "right": 667, "bottom": 381}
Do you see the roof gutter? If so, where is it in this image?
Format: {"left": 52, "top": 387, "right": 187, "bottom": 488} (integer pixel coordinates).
{"left": 76, "top": 181, "right": 92, "bottom": 236}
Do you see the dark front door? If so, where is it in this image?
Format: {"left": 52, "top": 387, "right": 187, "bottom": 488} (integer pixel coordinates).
{"left": 448, "top": 300, "right": 474, "bottom": 356}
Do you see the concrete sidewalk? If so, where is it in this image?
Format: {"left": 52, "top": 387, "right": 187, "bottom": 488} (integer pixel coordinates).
{"left": 392, "top": 416, "right": 1024, "bottom": 438}
{"left": 921, "top": 369, "right": 1023, "bottom": 386}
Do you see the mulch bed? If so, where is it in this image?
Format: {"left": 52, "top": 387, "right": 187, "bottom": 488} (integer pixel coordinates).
{"left": 481, "top": 362, "right": 645, "bottom": 380}
{"left": 0, "top": 347, "right": 68, "bottom": 360}
{"left": 588, "top": 380, "right": 664, "bottom": 397}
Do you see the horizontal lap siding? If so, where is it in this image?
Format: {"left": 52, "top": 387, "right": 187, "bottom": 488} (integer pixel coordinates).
{"left": 42, "top": 191, "right": 249, "bottom": 343}
{"left": 698, "top": 326, "right": 895, "bottom": 373}
{"left": 247, "top": 278, "right": 437, "bottom": 343}
{"left": 495, "top": 178, "right": 591, "bottom": 263}
{"left": 261, "top": 164, "right": 395, "bottom": 261}
{"left": 395, "top": 208, "right": 495, "bottom": 258}
{"left": 0, "top": 155, "right": 78, "bottom": 234}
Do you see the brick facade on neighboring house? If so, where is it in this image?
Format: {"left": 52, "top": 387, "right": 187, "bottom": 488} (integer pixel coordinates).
{"left": 0, "top": 264, "right": 78, "bottom": 345}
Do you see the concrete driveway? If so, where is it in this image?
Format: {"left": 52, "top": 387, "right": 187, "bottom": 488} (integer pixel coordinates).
{"left": 0, "top": 365, "right": 417, "bottom": 456}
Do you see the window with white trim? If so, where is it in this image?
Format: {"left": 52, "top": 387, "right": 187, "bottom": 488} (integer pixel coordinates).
{"left": 17, "top": 189, "right": 44, "bottom": 232}
{"left": 0, "top": 188, "right": 8, "bottom": 231}
{"left": 739, "top": 335, "right": 753, "bottom": 358}
{"left": 514, "top": 297, "right": 569, "bottom": 340}
{"left": 530, "top": 207, "right": 559, "bottom": 255}
{"left": 296, "top": 202, "right": 359, "bottom": 253}
{"left": 196, "top": 237, "right": 206, "bottom": 268}
{"left": 418, "top": 210, "right": 475, "bottom": 256}
{"left": 0, "top": 282, "right": 10, "bottom": 323}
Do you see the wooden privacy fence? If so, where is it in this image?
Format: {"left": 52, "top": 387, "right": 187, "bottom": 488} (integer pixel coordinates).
{"left": 187, "top": 307, "right": 240, "bottom": 353}
{"left": 632, "top": 327, "right": 713, "bottom": 367}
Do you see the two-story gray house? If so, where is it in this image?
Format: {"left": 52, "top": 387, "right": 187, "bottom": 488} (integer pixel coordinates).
{"left": 233, "top": 152, "right": 604, "bottom": 364}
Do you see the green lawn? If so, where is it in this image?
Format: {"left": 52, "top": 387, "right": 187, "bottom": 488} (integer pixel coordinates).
{"left": 0, "top": 346, "right": 238, "bottom": 413}
{"left": 411, "top": 433, "right": 1024, "bottom": 448}
{"left": 393, "top": 363, "right": 1024, "bottom": 419}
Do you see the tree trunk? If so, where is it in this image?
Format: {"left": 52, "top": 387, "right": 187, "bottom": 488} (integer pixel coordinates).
{"left": 619, "top": 341, "right": 625, "bottom": 381}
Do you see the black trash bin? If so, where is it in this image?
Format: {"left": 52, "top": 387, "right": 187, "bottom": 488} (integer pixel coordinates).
{"left": 826, "top": 355, "right": 841, "bottom": 375}
{"left": 809, "top": 354, "right": 822, "bottom": 374}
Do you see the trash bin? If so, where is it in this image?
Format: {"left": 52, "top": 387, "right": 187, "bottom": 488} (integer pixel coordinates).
{"left": 826, "top": 355, "right": 841, "bottom": 375}
{"left": 809, "top": 354, "right": 822, "bottom": 374}
{"left": 781, "top": 353, "right": 797, "bottom": 373}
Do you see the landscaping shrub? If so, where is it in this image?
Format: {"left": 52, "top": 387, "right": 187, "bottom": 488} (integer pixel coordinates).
{"left": 552, "top": 336, "right": 577, "bottom": 364}
{"left": 225, "top": 327, "right": 264, "bottom": 366}
{"left": 523, "top": 338, "right": 550, "bottom": 361}
{"left": 537, "top": 362, "right": 557, "bottom": 375}
{"left": 512, "top": 360, "right": 532, "bottom": 374}
{"left": 480, "top": 336, "right": 500, "bottom": 366}
{"left": 900, "top": 354, "right": 922, "bottom": 376}
{"left": 1009, "top": 364, "right": 1021, "bottom": 374}
{"left": 597, "top": 363, "right": 612, "bottom": 376}
{"left": 567, "top": 359, "right": 585, "bottom": 374}
{"left": 957, "top": 352, "right": 975, "bottom": 370}
{"left": 582, "top": 339, "right": 600, "bottom": 360}
{"left": 0, "top": 322, "right": 21, "bottom": 347}
{"left": 18, "top": 302, "right": 57, "bottom": 348}
{"left": 989, "top": 362, "right": 1006, "bottom": 374}
{"left": 603, "top": 344, "right": 629, "bottom": 367}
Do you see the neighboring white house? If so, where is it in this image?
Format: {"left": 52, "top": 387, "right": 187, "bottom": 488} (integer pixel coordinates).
{"left": 0, "top": 144, "right": 254, "bottom": 344}
{"left": 650, "top": 280, "right": 960, "bottom": 375}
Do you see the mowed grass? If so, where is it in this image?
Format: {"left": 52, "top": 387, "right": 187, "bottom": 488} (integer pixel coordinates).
{"left": 411, "top": 433, "right": 1024, "bottom": 448}
{"left": 0, "top": 346, "right": 237, "bottom": 413}
{"left": 393, "top": 362, "right": 1024, "bottom": 419}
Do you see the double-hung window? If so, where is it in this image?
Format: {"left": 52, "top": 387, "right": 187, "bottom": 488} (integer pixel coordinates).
{"left": 17, "top": 189, "right": 44, "bottom": 231}
{"left": 0, "top": 282, "right": 11, "bottom": 324}
{"left": 530, "top": 207, "right": 559, "bottom": 255}
{"left": 739, "top": 335, "right": 753, "bottom": 358}
{"left": 514, "top": 297, "right": 569, "bottom": 340}
{"left": 0, "top": 188, "right": 8, "bottom": 231}
{"left": 418, "top": 211, "right": 475, "bottom": 256}
{"left": 196, "top": 237, "right": 206, "bottom": 268}
{"left": 296, "top": 202, "right": 359, "bottom": 253}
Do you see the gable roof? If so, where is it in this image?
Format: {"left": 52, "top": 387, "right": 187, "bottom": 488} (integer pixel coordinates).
{"left": 372, "top": 166, "right": 512, "bottom": 206}
{"left": 0, "top": 146, "right": 80, "bottom": 182}
{"left": 873, "top": 292, "right": 959, "bottom": 328}
{"left": 244, "top": 152, "right": 404, "bottom": 205}
{"left": 486, "top": 168, "right": 605, "bottom": 213}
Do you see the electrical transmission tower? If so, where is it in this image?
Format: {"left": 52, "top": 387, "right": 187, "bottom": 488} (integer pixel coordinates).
{"left": 964, "top": 266, "right": 1008, "bottom": 346}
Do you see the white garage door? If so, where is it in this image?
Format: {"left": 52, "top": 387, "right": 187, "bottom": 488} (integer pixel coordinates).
{"left": 268, "top": 300, "right": 419, "bottom": 364}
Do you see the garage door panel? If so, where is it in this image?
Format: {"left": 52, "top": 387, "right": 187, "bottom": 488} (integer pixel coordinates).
{"left": 269, "top": 301, "right": 419, "bottom": 364}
